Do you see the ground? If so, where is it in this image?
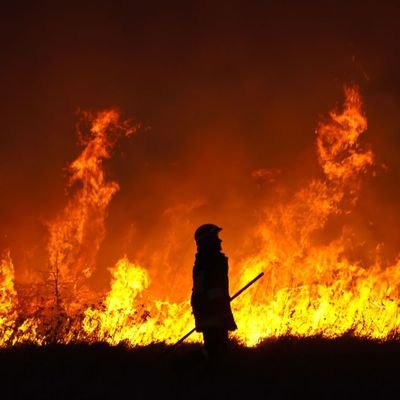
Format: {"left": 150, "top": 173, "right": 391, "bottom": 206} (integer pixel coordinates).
{"left": 0, "top": 337, "right": 399, "bottom": 399}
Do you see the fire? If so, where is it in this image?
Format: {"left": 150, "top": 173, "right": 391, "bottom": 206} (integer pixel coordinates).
{"left": 46, "top": 109, "right": 138, "bottom": 314}
{"left": 81, "top": 257, "right": 193, "bottom": 345}
{"left": 2, "top": 85, "right": 400, "bottom": 347}
{"left": 0, "top": 252, "right": 17, "bottom": 346}
{"left": 317, "top": 86, "right": 373, "bottom": 182}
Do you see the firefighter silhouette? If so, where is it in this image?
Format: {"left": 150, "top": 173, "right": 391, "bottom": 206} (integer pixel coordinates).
{"left": 191, "top": 224, "right": 237, "bottom": 358}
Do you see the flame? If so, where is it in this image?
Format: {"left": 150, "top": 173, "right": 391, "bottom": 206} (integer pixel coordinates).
{"left": 81, "top": 257, "right": 193, "bottom": 345}
{"left": 317, "top": 86, "right": 373, "bottom": 182}
{"left": 0, "top": 252, "right": 18, "bottom": 346}
{"left": 46, "top": 109, "right": 138, "bottom": 314}
{"left": 3, "top": 85, "right": 400, "bottom": 347}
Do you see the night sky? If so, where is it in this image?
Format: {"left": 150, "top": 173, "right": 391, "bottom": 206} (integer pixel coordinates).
{"left": 1, "top": 1, "right": 400, "bottom": 291}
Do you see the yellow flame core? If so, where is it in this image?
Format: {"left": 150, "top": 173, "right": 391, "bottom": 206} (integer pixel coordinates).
{"left": 3, "top": 86, "right": 400, "bottom": 347}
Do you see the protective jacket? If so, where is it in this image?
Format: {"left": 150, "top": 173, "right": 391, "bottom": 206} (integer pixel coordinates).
{"left": 191, "top": 250, "right": 237, "bottom": 332}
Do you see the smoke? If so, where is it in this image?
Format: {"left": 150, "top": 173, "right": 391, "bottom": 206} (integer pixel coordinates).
{"left": 0, "top": 2, "right": 400, "bottom": 301}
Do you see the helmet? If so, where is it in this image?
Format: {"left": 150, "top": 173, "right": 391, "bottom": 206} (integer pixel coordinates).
{"left": 194, "top": 224, "right": 222, "bottom": 243}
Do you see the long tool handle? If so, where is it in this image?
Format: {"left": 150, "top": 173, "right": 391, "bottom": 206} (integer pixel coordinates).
{"left": 169, "top": 271, "right": 265, "bottom": 350}
{"left": 229, "top": 272, "right": 264, "bottom": 301}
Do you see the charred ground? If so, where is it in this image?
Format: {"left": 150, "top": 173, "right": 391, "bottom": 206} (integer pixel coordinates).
{"left": 1, "top": 337, "right": 399, "bottom": 399}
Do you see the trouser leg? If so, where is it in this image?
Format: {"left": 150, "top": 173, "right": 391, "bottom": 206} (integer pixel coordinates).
{"left": 202, "top": 328, "right": 228, "bottom": 358}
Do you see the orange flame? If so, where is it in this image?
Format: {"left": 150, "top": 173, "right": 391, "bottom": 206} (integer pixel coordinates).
{"left": 317, "top": 86, "right": 373, "bottom": 182}
{"left": 231, "top": 85, "right": 387, "bottom": 345}
{"left": 46, "top": 109, "right": 138, "bottom": 314}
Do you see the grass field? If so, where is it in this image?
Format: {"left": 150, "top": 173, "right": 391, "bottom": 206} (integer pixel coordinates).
{"left": 1, "top": 337, "right": 399, "bottom": 399}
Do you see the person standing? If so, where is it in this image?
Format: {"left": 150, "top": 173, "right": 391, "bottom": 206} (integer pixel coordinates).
{"left": 191, "top": 224, "right": 237, "bottom": 359}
